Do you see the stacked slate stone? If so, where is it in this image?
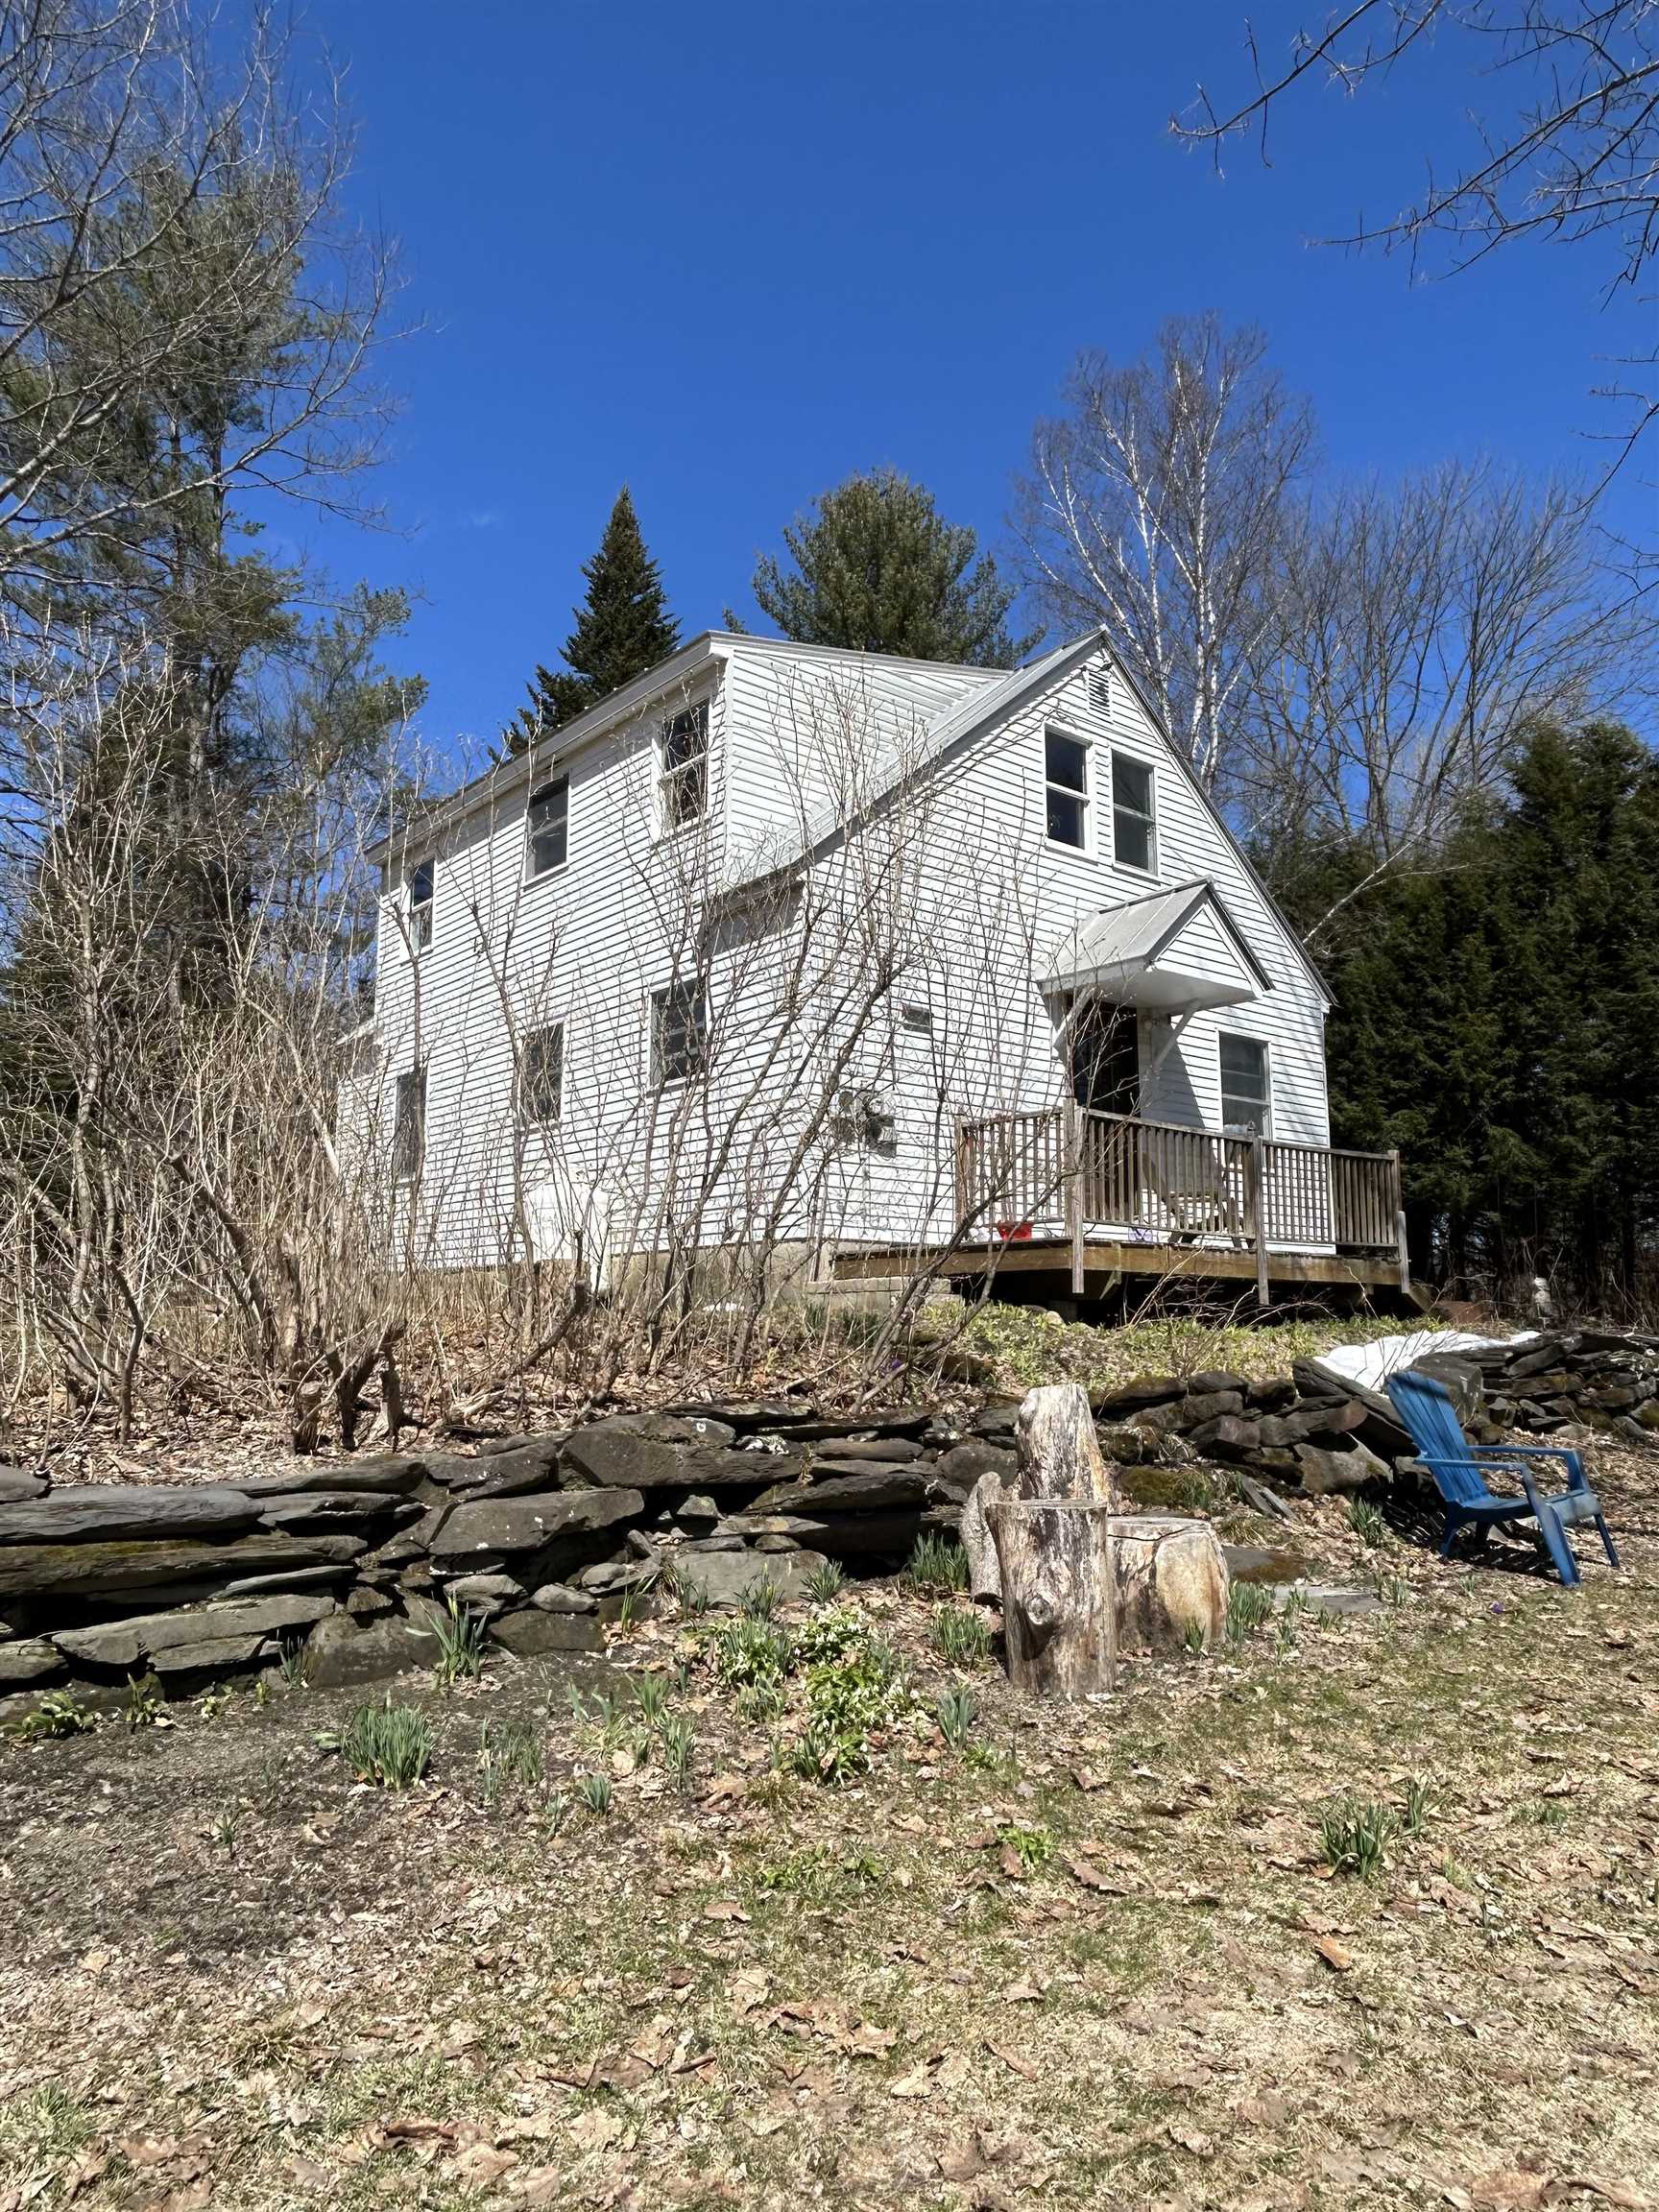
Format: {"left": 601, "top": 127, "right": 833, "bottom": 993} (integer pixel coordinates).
{"left": 0, "top": 1405, "right": 983, "bottom": 1714}
{"left": 1459, "top": 1329, "right": 1659, "bottom": 1445}
{"left": 1083, "top": 1365, "right": 1397, "bottom": 1498}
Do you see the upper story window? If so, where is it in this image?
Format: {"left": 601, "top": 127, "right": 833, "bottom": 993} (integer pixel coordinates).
{"left": 525, "top": 776, "right": 568, "bottom": 880}
{"left": 1045, "top": 729, "right": 1089, "bottom": 850}
{"left": 660, "top": 702, "right": 709, "bottom": 831}
{"left": 1219, "top": 1034, "right": 1271, "bottom": 1136}
{"left": 1111, "top": 751, "right": 1157, "bottom": 874}
{"left": 520, "top": 1021, "right": 564, "bottom": 1125}
{"left": 408, "top": 860, "right": 434, "bottom": 953}
{"left": 393, "top": 1063, "right": 427, "bottom": 1181}
{"left": 651, "top": 981, "right": 707, "bottom": 1084}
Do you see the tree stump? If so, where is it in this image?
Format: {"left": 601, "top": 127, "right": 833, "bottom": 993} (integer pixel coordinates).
{"left": 1014, "top": 1383, "right": 1122, "bottom": 1507}
{"left": 987, "top": 1496, "right": 1117, "bottom": 1697}
{"left": 1109, "top": 1512, "right": 1229, "bottom": 1653}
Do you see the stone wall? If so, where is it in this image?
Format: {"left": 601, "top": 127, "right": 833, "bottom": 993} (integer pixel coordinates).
{"left": 2, "top": 1328, "right": 1651, "bottom": 1717}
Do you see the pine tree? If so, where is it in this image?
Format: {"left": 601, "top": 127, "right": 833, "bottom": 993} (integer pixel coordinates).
{"left": 509, "top": 488, "right": 681, "bottom": 749}
{"left": 748, "top": 467, "right": 1037, "bottom": 666}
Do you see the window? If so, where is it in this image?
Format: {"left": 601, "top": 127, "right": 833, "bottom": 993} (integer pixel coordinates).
{"left": 393, "top": 1064, "right": 426, "bottom": 1180}
{"left": 1086, "top": 667, "right": 1111, "bottom": 716}
{"left": 898, "top": 1001, "right": 933, "bottom": 1035}
{"left": 1219, "top": 1034, "right": 1270, "bottom": 1135}
{"left": 1045, "top": 729, "right": 1089, "bottom": 850}
{"left": 520, "top": 1022, "right": 564, "bottom": 1125}
{"left": 525, "top": 776, "right": 568, "bottom": 879}
{"left": 651, "top": 982, "right": 707, "bottom": 1083}
{"left": 408, "top": 860, "right": 434, "bottom": 953}
{"left": 660, "top": 703, "right": 709, "bottom": 830}
{"left": 1111, "top": 752, "right": 1156, "bottom": 874}
{"left": 829, "top": 1085, "right": 898, "bottom": 1156}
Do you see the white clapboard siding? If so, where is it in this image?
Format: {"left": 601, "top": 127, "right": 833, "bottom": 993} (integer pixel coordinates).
{"left": 368, "top": 632, "right": 1333, "bottom": 1264}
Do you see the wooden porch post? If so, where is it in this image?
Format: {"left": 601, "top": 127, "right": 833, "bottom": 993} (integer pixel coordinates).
{"left": 1389, "top": 1147, "right": 1408, "bottom": 1294}
{"left": 953, "top": 1116, "right": 969, "bottom": 1232}
{"left": 1064, "top": 1099, "right": 1085, "bottom": 1296}
{"left": 1249, "top": 1133, "right": 1269, "bottom": 1309}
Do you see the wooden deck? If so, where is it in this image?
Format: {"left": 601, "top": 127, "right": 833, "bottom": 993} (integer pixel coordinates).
{"left": 833, "top": 1104, "right": 1409, "bottom": 1306}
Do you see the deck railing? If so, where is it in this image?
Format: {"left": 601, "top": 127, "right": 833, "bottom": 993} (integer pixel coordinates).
{"left": 954, "top": 1104, "right": 1405, "bottom": 1300}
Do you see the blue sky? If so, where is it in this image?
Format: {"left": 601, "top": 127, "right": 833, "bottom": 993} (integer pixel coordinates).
{"left": 304, "top": 2, "right": 1655, "bottom": 769}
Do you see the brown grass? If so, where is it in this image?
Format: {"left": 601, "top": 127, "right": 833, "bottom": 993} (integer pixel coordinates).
{"left": 1, "top": 1445, "right": 1655, "bottom": 2211}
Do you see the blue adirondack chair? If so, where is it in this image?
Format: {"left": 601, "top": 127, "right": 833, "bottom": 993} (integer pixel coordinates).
{"left": 1385, "top": 1369, "right": 1620, "bottom": 1588}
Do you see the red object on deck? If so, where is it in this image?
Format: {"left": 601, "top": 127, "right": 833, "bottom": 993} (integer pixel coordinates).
{"left": 993, "top": 1219, "right": 1034, "bottom": 1241}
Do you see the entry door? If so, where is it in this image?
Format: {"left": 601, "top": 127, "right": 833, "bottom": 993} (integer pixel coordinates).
{"left": 1070, "top": 999, "right": 1140, "bottom": 1118}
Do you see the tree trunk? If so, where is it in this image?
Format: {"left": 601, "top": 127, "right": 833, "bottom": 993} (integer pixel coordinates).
{"left": 1109, "top": 1512, "right": 1230, "bottom": 1653}
{"left": 1014, "top": 1383, "right": 1121, "bottom": 1507}
{"left": 988, "top": 1497, "right": 1117, "bottom": 1698}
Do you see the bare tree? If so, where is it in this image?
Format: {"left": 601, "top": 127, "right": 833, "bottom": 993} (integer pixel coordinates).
{"left": 1173, "top": 2, "right": 1659, "bottom": 476}
{"left": 1238, "top": 456, "right": 1653, "bottom": 942}
{"left": 1015, "top": 315, "right": 1316, "bottom": 794}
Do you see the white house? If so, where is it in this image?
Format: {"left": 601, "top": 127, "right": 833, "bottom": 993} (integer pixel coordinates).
{"left": 365, "top": 629, "right": 1405, "bottom": 1306}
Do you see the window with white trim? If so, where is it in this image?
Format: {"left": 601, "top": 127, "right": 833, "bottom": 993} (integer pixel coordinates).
{"left": 659, "top": 703, "right": 709, "bottom": 830}
{"left": 1044, "top": 729, "right": 1089, "bottom": 850}
{"left": 520, "top": 1022, "right": 564, "bottom": 1125}
{"left": 393, "top": 1063, "right": 426, "bottom": 1180}
{"left": 408, "top": 859, "right": 434, "bottom": 952}
{"left": 651, "top": 982, "right": 707, "bottom": 1084}
{"left": 1110, "top": 751, "right": 1156, "bottom": 874}
{"left": 525, "top": 776, "right": 568, "bottom": 879}
{"left": 1218, "top": 1034, "right": 1271, "bottom": 1135}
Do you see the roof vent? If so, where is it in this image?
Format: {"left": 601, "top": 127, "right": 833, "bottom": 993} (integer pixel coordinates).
{"left": 1086, "top": 668, "right": 1111, "bottom": 716}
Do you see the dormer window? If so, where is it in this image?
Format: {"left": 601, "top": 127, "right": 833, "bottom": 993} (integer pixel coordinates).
{"left": 408, "top": 859, "right": 434, "bottom": 953}
{"left": 660, "top": 703, "right": 709, "bottom": 831}
{"left": 525, "top": 775, "right": 568, "bottom": 879}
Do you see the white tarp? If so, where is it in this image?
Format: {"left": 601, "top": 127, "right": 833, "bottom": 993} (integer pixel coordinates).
{"left": 1313, "top": 1328, "right": 1538, "bottom": 1395}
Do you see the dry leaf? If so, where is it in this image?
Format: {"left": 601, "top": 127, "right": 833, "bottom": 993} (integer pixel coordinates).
{"left": 1312, "top": 1936, "right": 1355, "bottom": 1974}
{"left": 702, "top": 1899, "right": 750, "bottom": 1923}
{"left": 938, "top": 2136, "right": 990, "bottom": 2182}
{"left": 889, "top": 2063, "right": 933, "bottom": 2100}
{"left": 1002, "top": 1978, "right": 1043, "bottom": 2003}
{"left": 1471, "top": 2169, "right": 1552, "bottom": 2210}
{"left": 1565, "top": 2179, "right": 1653, "bottom": 2209}
{"left": 568, "top": 2108, "right": 625, "bottom": 2154}
{"left": 450, "top": 2145, "right": 519, "bottom": 2183}
{"left": 984, "top": 2037, "right": 1038, "bottom": 2080}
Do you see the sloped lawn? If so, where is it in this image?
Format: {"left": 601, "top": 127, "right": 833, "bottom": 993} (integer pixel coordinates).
{"left": 2, "top": 1445, "right": 1655, "bottom": 2212}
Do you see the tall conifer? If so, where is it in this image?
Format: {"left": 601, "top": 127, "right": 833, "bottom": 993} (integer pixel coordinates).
{"left": 508, "top": 488, "right": 680, "bottom": 749}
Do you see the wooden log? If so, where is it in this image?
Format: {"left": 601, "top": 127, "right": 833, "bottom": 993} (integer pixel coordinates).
{"left": 1108, "top": 1512, "right": 1229, "bottom": 1653}
{"left": 960, "top": 1469, "right": 1007, "bottom": 1602}
{"left": 1014, "top": 1383, "right": 1121, "bottom": 1508}
{"left": 987, "top": 1497, "right": 1117, "bottom": 1698}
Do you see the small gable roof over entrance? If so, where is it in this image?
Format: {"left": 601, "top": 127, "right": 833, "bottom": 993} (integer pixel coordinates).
{"left": 1045, "top": 878, "right": 1273, "bottom": 1013}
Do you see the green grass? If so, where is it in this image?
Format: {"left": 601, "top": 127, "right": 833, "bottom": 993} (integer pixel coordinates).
{"left": 922, "top": 1302, "right": 1442, "bottom": 1395}
{"left": 1226, "top": 1579, "right": 1275, "bottom": 1641}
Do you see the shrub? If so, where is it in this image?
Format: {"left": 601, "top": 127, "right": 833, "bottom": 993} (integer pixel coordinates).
{"left": 328, "top": 1699, "right": 432, "bottom": 1790}
{"left": 1319, "top": 1792, "right": 1397, "bottom": 1879}
{"left": 905, "top": 1532, "right": 970, "bottom": 1593}
{"left": 933, "top": 1605, "right": 992, "bottom": 1668}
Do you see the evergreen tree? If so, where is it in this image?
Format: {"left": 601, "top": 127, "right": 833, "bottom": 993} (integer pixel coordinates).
{"left": 1297, "top": 723, "right": 1659, "bottom": 1308}
{"left": 748, "top": 467, "right": 1038, "bottom": 666}
{"left": 509, "top": 488, "right": 680, "bottom": 749}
